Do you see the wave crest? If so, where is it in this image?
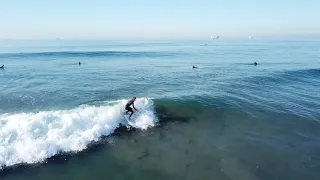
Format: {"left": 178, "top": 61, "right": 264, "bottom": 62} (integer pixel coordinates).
{"left": 0, "top": 98, "right": 157, "bottom": 168}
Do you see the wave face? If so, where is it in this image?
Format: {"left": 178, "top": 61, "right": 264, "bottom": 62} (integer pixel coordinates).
{"left": 0, "top": 98, "right": 157, "bottom": 168}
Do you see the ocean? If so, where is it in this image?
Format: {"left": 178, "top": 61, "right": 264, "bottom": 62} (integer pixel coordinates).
{"left": 0, "top": 39, "right": 319, "bottom": 180}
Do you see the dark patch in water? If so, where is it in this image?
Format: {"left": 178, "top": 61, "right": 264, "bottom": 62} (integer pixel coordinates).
{"left": 185, "top": 149, "right": 190, "bottom": 155}
{"left": 154, "top": 104, "right": 191, "bottom": 124}
{"left": 159, "top": 131, "right": 170, "bottom": 141}
{"left": 188, "top": 139, "right": 194, "bottom": 145}
{"left": 288, "top": 143, "right": 295, "bottom": 148}
{"left": 138, "top": 149, "right": 150, "bottom": 160}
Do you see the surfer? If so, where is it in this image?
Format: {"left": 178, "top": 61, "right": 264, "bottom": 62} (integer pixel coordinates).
{"left": 192, "top": 65, "right": 198, "bottom": 69}
{"left": 254, "top": 62, "right": 258, "bottom": 66}
{"left": 125, "top": 96, "right": 138, "bottom": 119}
{"left": 0, "top": 64, "right": 4, "bottom": 69}
{"left": 79, "top": 62, "right": 81, "bottom": 65}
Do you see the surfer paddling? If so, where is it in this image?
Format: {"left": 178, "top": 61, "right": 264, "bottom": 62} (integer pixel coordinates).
{"left": 125, "top": 96, "right": 138, "bottom": 119}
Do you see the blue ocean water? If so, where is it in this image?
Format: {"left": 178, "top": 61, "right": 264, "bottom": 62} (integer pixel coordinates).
{"left": 0, "top": 39, "right": 320, "bottom": 180}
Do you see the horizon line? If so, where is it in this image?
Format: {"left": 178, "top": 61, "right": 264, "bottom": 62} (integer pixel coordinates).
{"left": 0, "top": 35, "right": 319, "bottom": 41}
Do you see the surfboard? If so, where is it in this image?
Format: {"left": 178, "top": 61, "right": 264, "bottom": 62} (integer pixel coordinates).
{"left": 123, "top": 110, "right": 142, "bottom": 127}
{"left": 123, "top": 113, "right": 134, "bottom": 126}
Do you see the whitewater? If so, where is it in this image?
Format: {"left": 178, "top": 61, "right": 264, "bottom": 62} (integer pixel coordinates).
{"left": 0, "top": 98, "right": 157, "bottom": 168}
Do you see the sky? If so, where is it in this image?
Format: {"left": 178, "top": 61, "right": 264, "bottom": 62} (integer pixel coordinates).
{"left": 0, "top": 0, "right": 319, "bottom": 40}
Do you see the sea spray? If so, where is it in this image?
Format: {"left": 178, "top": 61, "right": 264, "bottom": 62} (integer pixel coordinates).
{"left": 0, "top": 98, "right": 157, "bottom": 168}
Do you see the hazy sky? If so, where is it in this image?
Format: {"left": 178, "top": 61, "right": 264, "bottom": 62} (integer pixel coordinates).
{"left": 0, "top": 0, "right": 319, "bottom": 39}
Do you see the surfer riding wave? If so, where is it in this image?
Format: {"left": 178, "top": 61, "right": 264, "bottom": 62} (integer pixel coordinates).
{"left": 125, "top": 96, "right": 138, "bottom": 119}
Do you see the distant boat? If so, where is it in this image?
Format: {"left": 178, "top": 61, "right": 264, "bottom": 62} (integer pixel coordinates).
{"left": 210, "top": 36, "right": 219, "bottom": 40}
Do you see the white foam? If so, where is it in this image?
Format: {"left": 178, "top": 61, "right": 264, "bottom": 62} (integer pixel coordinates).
{"left": 0, "top": 98, "right": 157, "bottom": 168}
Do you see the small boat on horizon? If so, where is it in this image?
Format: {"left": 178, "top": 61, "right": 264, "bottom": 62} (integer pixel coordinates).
{"left": 210, "top": 36, "right": 219, "bottom": 40}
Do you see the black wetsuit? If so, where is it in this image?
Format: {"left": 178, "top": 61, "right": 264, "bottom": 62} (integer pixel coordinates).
{"left": 125, "top": 99, "right": 136, "bottom": 118}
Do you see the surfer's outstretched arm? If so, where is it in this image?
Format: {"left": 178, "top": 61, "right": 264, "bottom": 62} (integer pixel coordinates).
{"left": 133, "top": 103, "right": 137, "bottom": 111}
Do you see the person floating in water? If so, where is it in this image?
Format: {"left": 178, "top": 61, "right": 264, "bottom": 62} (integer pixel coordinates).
{"left": 254, "top": 62, "right": 258, "bottom": 66}
{"left": 0, "top": 64, "right": 4, "bottom": 69}
{"left": 125, "top": 96, "right": 138, "bottom": 119}
{"left": 192, "top": 65, "right": 198, "bottom": 69}
{"left": 79, "top": 62, "right": 81, "bottom": 65}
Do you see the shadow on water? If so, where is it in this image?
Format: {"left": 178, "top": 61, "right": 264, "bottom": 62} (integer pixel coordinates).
{"left": 155, "top": 104, "right": 191, "bottom": 124}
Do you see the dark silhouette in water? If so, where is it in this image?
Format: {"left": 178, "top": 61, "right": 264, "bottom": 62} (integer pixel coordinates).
{"left": 192, "top": 65, "right": 198, "bottom": 69}
{"left": 254, "top": 62, "right": 258, "bottom": 66}
{"left": 0, "top": 64, "right": 4, "bottom": 69}
{"left": 79, "top": 62, "right": 81, "bottom": 65}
